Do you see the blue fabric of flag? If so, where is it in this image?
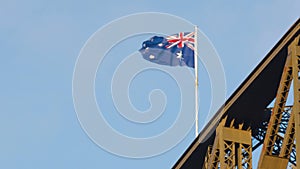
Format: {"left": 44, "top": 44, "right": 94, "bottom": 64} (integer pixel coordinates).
{"left": 139, "top": 32, "right": 195, "bottom": 68}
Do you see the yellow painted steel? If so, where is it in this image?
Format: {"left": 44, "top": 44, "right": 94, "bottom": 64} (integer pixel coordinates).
{"left": 290, "top": 35, "right": 300, "bottom": 169}
{"left": 173, "top": 21, "right": 300, "bottom": 169}
{"left": 203, "top": 146, "right": 212, "bottom": 169}
{"left": 280, "top": 112, "right": 295, "bottom": 158}
{"left": 202, "top": 36, "right": 300, "bottom": 169}
{"left": 257, "top": 55, "right": 292, "bottom": 168}
{"left": 258, "top": 35, "right": 300, "bottom": 169}
{"left": 204, "top": 118, "right": 252, "bottom": 169}
{"left": 259, "top": 155, "right": 289, "bottom": 169}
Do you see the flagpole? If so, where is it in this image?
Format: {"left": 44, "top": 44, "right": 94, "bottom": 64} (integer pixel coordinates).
{"left": 194, "top": 26, "right": 199, "bottom": 137}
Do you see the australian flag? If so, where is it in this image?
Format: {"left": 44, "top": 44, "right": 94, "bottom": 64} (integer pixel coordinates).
{"left": 139, "top": 32, "right": 195, "bottom": 68}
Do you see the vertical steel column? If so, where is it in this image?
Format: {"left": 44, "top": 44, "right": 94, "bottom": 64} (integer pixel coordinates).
{"left": 258, "top": 54, "right": 293, "bottom": 169}
{"left": 203, "top": 146, "right": 212, "bottom": 169}
{"left": 204, "top": 118, "right": 252, "bottom": 169}
{"left": 279, "top": 112, "right": 295, "bottom": 159}
{"left": 290, "top": 35, "right": 300, "bottom": 168}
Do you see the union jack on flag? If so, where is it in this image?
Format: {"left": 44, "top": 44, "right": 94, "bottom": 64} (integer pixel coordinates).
{"left": 139, "top": 32, "right": 196, "bottom": 68}
{"left": 166, "top": 32, "right": 195, "bottom": 50}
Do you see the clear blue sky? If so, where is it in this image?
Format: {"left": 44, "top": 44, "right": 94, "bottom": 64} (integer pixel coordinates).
{"left": 1, "top": 0, "right": 299, "bottom": 169}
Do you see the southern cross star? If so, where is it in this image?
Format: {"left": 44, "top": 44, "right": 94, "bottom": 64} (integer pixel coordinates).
{"left": 176, "top": 51, "right": 183, "bottom": 59}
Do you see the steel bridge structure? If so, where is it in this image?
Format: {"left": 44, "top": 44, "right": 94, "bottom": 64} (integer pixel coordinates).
{"left": 173, "top": 18, "right": 300, "bottom": 169}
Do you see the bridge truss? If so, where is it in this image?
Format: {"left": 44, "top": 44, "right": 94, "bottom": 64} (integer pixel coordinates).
{"left": 173, "top": 19, "right": 300, "bottom": 169}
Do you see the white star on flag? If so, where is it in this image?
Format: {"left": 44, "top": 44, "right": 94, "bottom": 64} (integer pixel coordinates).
{"left": 176, "top": 51, "right": 183, "bottom": 59}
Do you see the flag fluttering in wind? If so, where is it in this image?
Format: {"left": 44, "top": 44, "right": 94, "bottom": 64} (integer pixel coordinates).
{"left": 139, "top": 29, "right": 200, "bottom": 137}
{"left": 139, "top": 32, "right": 195, "bottom": 68}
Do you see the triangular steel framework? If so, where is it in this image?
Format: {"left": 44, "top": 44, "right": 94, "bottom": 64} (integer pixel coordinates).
{"left": 173, "top": 18, "right": 300, "bottom": 169}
